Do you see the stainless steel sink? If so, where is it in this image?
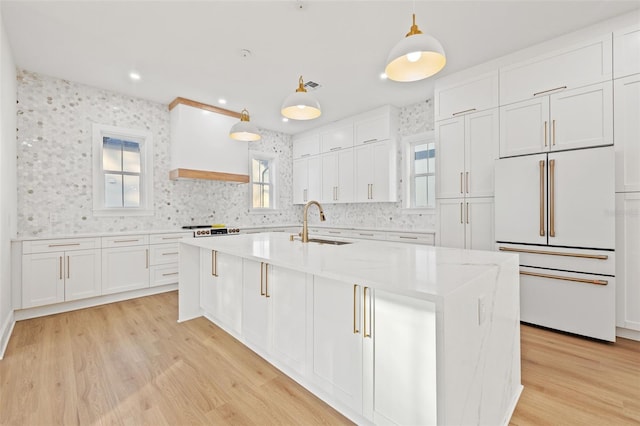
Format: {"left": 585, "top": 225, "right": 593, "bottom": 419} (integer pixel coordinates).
{"left": 307, "top": 238, "right": 352, "bottom": 246}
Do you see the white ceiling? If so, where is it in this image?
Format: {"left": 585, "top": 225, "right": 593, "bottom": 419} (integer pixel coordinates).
{"left": 2, "top": 0, "right": 639, "bottom": 135}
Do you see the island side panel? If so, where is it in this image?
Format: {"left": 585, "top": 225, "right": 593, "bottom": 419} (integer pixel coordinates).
{"left": 440, "top": 256, "right": 521, "bottom": 425}
{"left": 178, "top": 242, "right": 202, "bottom": 322}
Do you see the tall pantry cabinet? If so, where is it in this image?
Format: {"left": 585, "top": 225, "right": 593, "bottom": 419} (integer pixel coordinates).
{"left": 613, "top": 23, "right": 640, "bottom": 340}
{"left": 434, "top": 71, "right": 499, "bottom": 250}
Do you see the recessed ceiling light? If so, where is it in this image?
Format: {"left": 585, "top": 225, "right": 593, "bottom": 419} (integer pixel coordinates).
{"left": 380, "top": 72, "right": 388, "bottom": 80}
{"left": 282, "top": 117, "right": 289, "bottom": 122}
{"left": 218, "top": 98, "right": 227, "bottom": 105}
{"left": 129, "top": 71, "right": 141, "bottom": 81}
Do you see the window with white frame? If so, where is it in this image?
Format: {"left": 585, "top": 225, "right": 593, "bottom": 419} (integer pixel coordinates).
{"left": 92, "top": 123, "right": 154, "bottom": 216}
{"left": 249, "top": 151, "right": 276, "bottom": 211}
{"left": 403, "top": 132, "right": 436, "bottom": 210}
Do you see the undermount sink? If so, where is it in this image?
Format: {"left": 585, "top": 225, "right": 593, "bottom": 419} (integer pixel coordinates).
{"left": 307, "top": 238, "right": 352, "bottom": 246}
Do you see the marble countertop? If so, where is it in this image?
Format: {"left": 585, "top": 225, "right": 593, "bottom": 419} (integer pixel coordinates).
{"left": 182, "top": 232, "right": 517, "bottom": 301}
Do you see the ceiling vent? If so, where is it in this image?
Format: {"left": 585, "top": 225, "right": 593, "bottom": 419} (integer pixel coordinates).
{"left": 304, "top": 80, "right": 321, "bottom": 91}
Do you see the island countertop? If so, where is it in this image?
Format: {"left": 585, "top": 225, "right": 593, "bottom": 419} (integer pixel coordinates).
{"left": 181, "top": 232, "right": 518, "bottom": 302}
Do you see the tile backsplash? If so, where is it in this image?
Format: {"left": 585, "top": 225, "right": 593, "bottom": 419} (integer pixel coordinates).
{"left": 16, "top": 70, "right": 435, "bottom": 237}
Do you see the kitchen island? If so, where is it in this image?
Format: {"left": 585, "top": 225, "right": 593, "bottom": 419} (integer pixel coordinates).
{"left": 179, "top": 232, "right": 522, "bottom": 425}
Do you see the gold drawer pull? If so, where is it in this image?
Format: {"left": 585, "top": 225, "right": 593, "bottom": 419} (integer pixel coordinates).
{"left": 48, "top": 243, "right": 80, "bottom": 248}
{"left": 162, "top": 252, "right": 179, "bottom": 255}
{"left": 162, "top": 272, "right": 179, "bottom": 277}
{"left": 520, "top": 270, "right": 607, "bottom": 286}
{"left": 353, "top": 284, "right": 359, "bottom": 334}
{"left": 452, "top": 108, "right": 476, "bottom": 116}
{"left": 114, "top": 239, "right": 140, "bottom": 243}
{"left": 498, "top": 246, "right": 608, "bottom": 260}
{"left": 533, "top": 86, "right": 567, "bottom": 96}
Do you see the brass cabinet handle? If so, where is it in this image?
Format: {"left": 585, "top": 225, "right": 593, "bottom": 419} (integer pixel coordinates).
{"left": 162, "top": 252, "right": 179, "bottom": 255}
{"left": 300, "top": 153, "right": 311, "bottom": 158}
{"left": 114, "top": 239, "right": 140, "bottom": 244}
{"left": 520, "top": 270, "right": 607, "bottom": 286}
{"left": 162, "top": 272, "right": 179, "bottom": 276}
{"left": 460, "top": 172, "right": 463, "bottom": 193}
{"left": 336, "top": 186, "right": 339, "bottom": 201}
{"left": 161, "top": 236, "right": 183, "bottom": 240}
{"left": 539, "top": 160, "right": 545, "bottom": 237}
{"left": 466, "top": 172, "right": 469, "bottom": 194}
{"left": 498, "top": 246, "right": 609, "bottom": 260}
{"left": 399, "top": 235, "right": 418, "bottom": 240}
{"left": 265, "top": 263, "right": 270, "bottom": 298}
{"left": 59, "top": 256, "right": 63, "bottom": 280}
{"left": 544, "top": 121, "right": 548, "bottom": 147}
{"left": 260, "top": 262, "right": 265, "bottom": 295}
{"left": 549, "top": 159, "right": 556, "bottom": 237}
{"left": 67, "top": 256, "right": 70, "bottom": 279}
{"left": 353, "top": 284, "right": 360, "bottom": 334}
{"left": 552, "top": 119, "right": 556, "bottom": 146}
{"left": 329, "top": 146, "right": 342, "bottom": 151}
{"left": 211, "top": 250, "right": 218, "bottom": 277}
{"left": 466, "top": 202, "right": 470, "bottom": 224}
{"left": 359, "top": 233, "right": 374, "bottom": 237}
{"left": 363, "top": 287, "right": 371, "bottom": 338}
{"left": 533, "top": 85, "right": 567, "bottom": 97}
{"left": 146, "top": 249, "right": 149, "bottom": 269}
{"left": 460, "top": 202, "right": 463, "bottom": 224}
{"left": 49, "top": 243, "right": 80, "bottom": 248}
{"left": 362, "top": 138, "right": 378, "bottom": 144}
{"left": 452, "top": 108, "right": 476, "bottom": 116}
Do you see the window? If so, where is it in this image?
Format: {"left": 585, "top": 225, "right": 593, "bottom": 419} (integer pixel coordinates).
{"left": 92, "top": 124, "right": 153, "bottom": 216}
{"left": 403, "top": 132, "right": 436, "bottom": 210}
{"left": 249, "top": 151, "right": 276, "bottom": 211}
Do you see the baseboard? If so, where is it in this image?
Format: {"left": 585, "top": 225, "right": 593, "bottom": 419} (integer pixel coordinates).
{"left": 0, "top": 310, "right": 16, "bottom": 360}
{"left": 14, "top": 284, "right": 178, "bottom": 322}
{"left": 616, "top": 326, "right": 640, "bottom": 342}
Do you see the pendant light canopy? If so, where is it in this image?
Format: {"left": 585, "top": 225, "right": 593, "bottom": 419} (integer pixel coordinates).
{"left": 229, "top": 109, "right": 261, "bottom": 142}
{"left": 281, "top": 76, "right": 322, "bottom": 120}
{"left": 385, "top": 13, "right": 446, "bottom": 82}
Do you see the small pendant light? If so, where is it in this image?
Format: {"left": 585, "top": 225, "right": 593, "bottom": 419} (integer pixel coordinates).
{"left": 385, "top": 13, "right": 446, "bottom": 82}
{"left": 229, "top": 109, "right": 261, "bottom": 141}
{"left": 281, "top": 76, "right": 322, "bottom": 120}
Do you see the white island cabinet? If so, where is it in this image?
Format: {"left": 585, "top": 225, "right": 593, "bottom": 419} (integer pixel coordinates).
{"left": 178, "top": 233, "right": 522, "bottom": 425}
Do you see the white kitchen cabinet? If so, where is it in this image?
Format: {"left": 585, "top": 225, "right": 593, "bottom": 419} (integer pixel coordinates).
{"left": 499, "top": 82, "right": 613, "bottom": 157}
{"left": 616, "top": 193, "right": 640, "bottom": 334}
{"left": 321, "top": 149, "right": 354, "bottom": 203}
{"left": 436, "top": 109, "right": 498, "bottom": 199}
{"left": 292, "top": 133, "right": 320, "bottom": 159}
{"left": 22, "top": 248, "right": 101, "bottom": 308}
{"left": 354, "top": 139, "right": 397, "bottom": 202}
{"left": 499, "top": 33, "right": 612, "bottom": 106}
{"left": 614, "top": 23, "right": 640, "bottom": 79}
{"left": 102, "top": 245, "right": 149, "bottom": 294}
{"left": 434, "top": 70, "right": 499, "bottom": 121}
{"left": 614, "top": 75, "right": 640, "bottom": 192}
{"left": 200, "top": 249, "right": 243, "bottom": 335}
{"left": 293, "top": 156, "right": 321, "bottom": 204}
{"left": 495, "top": 146, "right": 615, "bottom": 249}
{"left": 437, "top": 197, "right": 494, "bottom": 251}
{"left": 242, "top": 260, "right": 308, "bottom": 374}
{"left": 353, "top": 105, "right": 398, "bottom": 146}
{"left": 320, "top": 122, "right": 354, "bottom": 153}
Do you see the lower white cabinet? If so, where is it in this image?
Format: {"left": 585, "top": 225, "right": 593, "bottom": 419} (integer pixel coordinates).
{"left": 242, "top": 260, "right": 307, "bottom": 374}
{"left": 200, "top": 249, "right": 243, "bottom": 335}
{"left": 22, "top": 248, "right": 101, "bottom": 308}
{"left": 438, "top": 197, "right": 494, "bottom": 250}
{"left": 616, "top": 193, "right": 640, "bottom": 333}
{"left": 102, "top": 245, "right": 149, "bottom": 294}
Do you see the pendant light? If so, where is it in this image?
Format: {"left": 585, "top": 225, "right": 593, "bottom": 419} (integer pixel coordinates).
{"left": 229, "top": 109, "right": 261, "bottom": 141}
{"left": 281, "top": 76, "right": 322, "bottom": 120}
{"left": 385, "top": 13, "right": 446, "bottom": 82}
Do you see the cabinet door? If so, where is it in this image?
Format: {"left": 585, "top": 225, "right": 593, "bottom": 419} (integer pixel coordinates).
{"left": 435, "top": 117, "right": 465, "bottom": 198}
{"left": 465, "top": 198, "right": 495, "bottom": 251}
{"left": 213, "top": 253, "right": 244, "bottom": 334}
{"left": 434, "top": 70, "right": 499, "bottom": 121}
{"left": 307, "top": 157, "right": 321, "bottom": 202}
{"left": 616, "top": 193, "right": 640, "bottom": 331}
{"left": 354, "top": 144, "right": 373, "bottom": 202}
{"left": 495, "top": 154, "right": 548, "bottom": 245}
{"left": 22, "top": 252, "right": 64, "bottom": 308}
{"left": 292, "top": 134, "right": 320, "bottom": 159}
{"left": 549, "top": 147, "right": 615, "bottom": 249}
{"left": 312, "top": 277, "right": 363, "bottom": 414}
{"left": 614, "top": 24, "right": 640, "bottom": 79}
{"left": 354, "top": 114, "right": 389, "bottom": 145}
{"left": 465, "top": 109, "right": 498, "bottom": 197}
{"left": 614, "top": 75, "right": 640, "bottom": 192}
{"left": 102, "top": 246, "right": 149, "bottom": 294}
{"left": 437, "top": 199, "right": 466, "bottom": 249}
{"left": 371, "top": 141, "right": 396, "bottom": 202}
{"left": 499, "top": 97, "right": 549, "bottom": 158}
{"left": 320, "top": 152, "right": 338, "bottom": 203}
{"left": 550, "top": 82, "right": 613, "bottom": 152}
{"left": 242, "top": 259, "right": 270, "bottom": 351}
{"left": 293, "top": 159, "right": 308, "bottom": 204}
{"left": 65, "top": 249, "right": 101, "bottom": 301}
{"left": 200, "top": 248, "right": 217, "bottom": 314}
{"left": 320, "top": 123, "right": 354, "bottom": 152}
{"left": 336, "top": 149, "right": 354, "bottom": 203}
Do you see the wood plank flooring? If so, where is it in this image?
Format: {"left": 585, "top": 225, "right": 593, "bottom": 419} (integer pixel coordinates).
{"left": 1, "top": 291, "right": 638, "bottom": 425}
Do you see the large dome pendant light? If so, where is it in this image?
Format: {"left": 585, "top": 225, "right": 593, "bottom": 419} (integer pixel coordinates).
{"left": 229, "top": 109, "right": 261, "bottom": 141}
{"left": 281, "top": 76, "right": 322, "bottom": 120}
{"left": 385, "top": 13, "right": 446, "bottom": 82}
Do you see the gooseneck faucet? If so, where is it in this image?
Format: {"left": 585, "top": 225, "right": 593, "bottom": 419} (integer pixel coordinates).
{"left": 302, "top": 200, "right": 326, "bottom": 242}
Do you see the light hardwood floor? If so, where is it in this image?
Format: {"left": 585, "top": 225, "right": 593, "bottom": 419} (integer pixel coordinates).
{"left": 1, "top": 291, "right": 638, "bottom": 425}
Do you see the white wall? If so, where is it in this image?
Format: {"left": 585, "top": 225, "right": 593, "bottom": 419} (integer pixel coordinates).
{"left": 0, "top": 7, "right": 17, "bottom": 358}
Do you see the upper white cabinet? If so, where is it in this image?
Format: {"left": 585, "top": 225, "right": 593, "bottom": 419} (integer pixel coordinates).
{"left": 320, "top": 122, "right": 354, "bottom": 153}
{"left": 614, "top": 24, "right": 640, "bottom": 79}
{"left": 434, "top": 71, "right": 499, "bottom": 121}
{"left": 614, "top": 74, "right": 640, "bottom": 192}
{"left": 293, "top": 157, "right": 321, "bottom": 204}
{"left": 354, "top": 140, "right": 397, "bottom": 202}
{"left": 499, "top": 33, "right": 612, "bottom": 106}
{"left": 292, "top": 134, "right": 320, "bottom": 160}
{"left": 499, "top": 81, "right": 613, "bottom": 157}
{"left": 354, "top": 105, "right": 399, "bottom": 145}
{"left": 321, "top": 149, "right": 354, "bottom": 203}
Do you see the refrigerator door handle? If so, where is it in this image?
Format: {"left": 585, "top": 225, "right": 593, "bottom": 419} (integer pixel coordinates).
{"left": 549, "top": 159, "right": 556, "bottom": 237}
{"left": 539, "top": 160, "right": 545, "bottom": 237}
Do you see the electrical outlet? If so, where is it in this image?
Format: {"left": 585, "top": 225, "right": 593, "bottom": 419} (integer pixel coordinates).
{"left": 478, "top": 296, "right": 487, "bottom": 326}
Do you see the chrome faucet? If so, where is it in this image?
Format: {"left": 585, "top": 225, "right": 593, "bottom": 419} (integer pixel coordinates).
{"left": 301, "top": 200, "right": 326, "bottom": 242}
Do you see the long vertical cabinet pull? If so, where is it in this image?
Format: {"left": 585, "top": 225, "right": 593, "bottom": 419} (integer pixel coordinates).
{"left": 460, "top": 202, "right": 463, "bottom": 224}
{"left": 264, "top": 263, "right": 270, "bottom": 298}
{"left": 211, "top": 250, "right": 218, "bottom": 277}
{"left": 59, "top": 256, "right": 63, "bottom": 280}
{"left": 66, "top": 256, "right": 70, "bottom": 279}
{"left": 460, "top": 172, "right": 463, "bottom": 193}
{"left": 466, "top": 202, "right": 470, "bottom": 224}
{"left": 363, "top": 286, "right": 372, "bottom": 338}
{"left": 544, "top": 121, "right": 548, "bottom": 147}
{"left": 552, "top": 120, "right": 556, "bottom": 146}
{"left": 260, "top": 262, "right": 265, "bottom": 295}
{"left": 353, "top": 284, "right": 360, "bottom": 334}
{"left": 549, "top": 159, "right": 556, "bottom": 237}
{"left": 539, "top": 160, "right": 546, "bottom": 237}
{"left": 466, "top": 172, "right": 469, "bottom": 194}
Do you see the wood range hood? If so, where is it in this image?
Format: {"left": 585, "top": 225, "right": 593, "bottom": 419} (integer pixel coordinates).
{"left": 168, "top": 97, "right": 250, "bottom": 184}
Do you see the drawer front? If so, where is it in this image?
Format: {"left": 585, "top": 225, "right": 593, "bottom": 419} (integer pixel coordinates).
{"left": 150, "top": 264, "right": 179, "bottom": 287}
{"left": 150, "top": 243, "right": 180, "bottom": 265}
{"left": 386, "top": 232, "right": 435, "bottom": 245}
{"left": 344, "top": 230, "right": 386, "bottom": 241}
{"left": 23, "top": 237, "right": 101, "bottom": 254}
{"left": 520, "top": 266, "right": 615, "bottom": 341}
{"left": 149, "top": 232, "right": 192, "bottom": 244}
{"left": 102, "top": 235, "right": 149, "bottom": 248}
{"left": 496, "top": 243, "right": 614, "bottom": 276}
